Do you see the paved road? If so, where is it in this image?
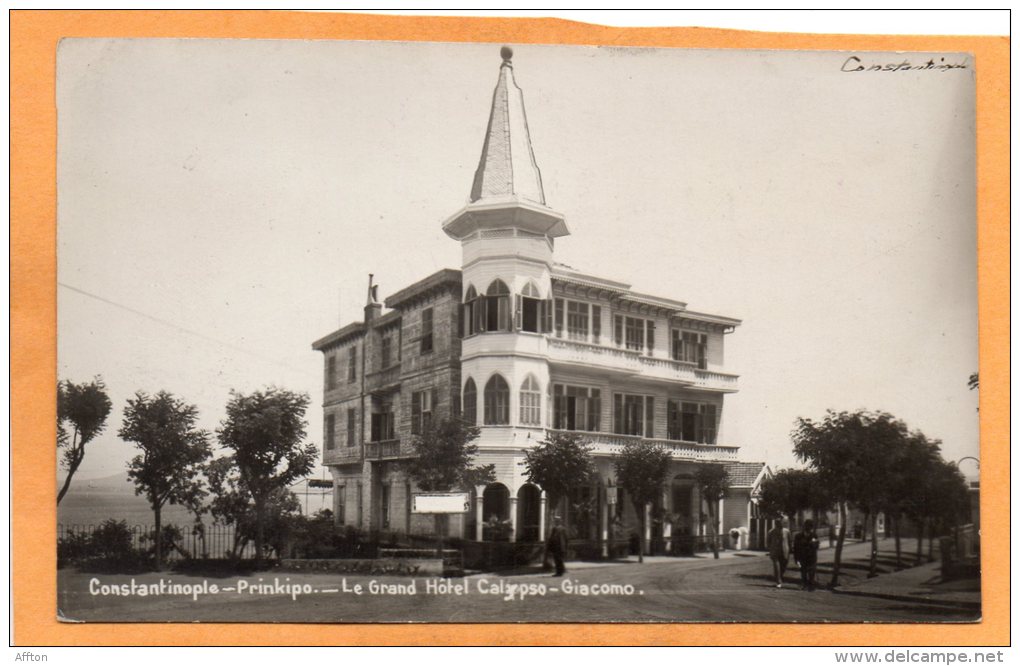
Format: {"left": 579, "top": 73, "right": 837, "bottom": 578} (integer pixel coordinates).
{"left": 58, "top": 541, "right": 979, "bottom": 623}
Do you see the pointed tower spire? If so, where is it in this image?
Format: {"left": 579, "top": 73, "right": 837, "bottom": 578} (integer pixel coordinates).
{"left": 442, "top": 47, "right": 568, "bottom": 242}
{"left": 470, "top": 46, "right": 546, "bottom": 205}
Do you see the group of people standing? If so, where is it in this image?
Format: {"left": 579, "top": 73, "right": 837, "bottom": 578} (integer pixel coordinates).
{"left": 766, "top": 519, "right": 820, "bottom": 590}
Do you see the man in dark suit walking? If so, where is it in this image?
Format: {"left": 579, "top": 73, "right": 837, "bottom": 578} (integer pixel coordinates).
{"left": 547, "top": 515, "right": 568, "bottom": 577}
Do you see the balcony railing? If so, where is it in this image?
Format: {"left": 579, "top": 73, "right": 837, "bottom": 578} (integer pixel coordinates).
{"left": 365, "top": 439, "right": 403, "bottom": 460}
{"left": 545, "top": 337, "right": 738, "bottom": 392}
{"left": 547, "top": 429, "right": 738, "bottom": 461}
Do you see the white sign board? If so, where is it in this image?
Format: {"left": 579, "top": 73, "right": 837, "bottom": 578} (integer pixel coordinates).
{"left": 412, "top": 492, "right": 471, "bottom": 514}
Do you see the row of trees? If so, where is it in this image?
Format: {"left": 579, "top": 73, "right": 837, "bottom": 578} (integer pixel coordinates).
{"left": 758, "top": 409, "right": 971, "bottom": 586}
{"left": 520, "top": 432, "right": 730, "bottom": 562}
{"left": 57, "top": 378, "right": 317, "bottom": 568}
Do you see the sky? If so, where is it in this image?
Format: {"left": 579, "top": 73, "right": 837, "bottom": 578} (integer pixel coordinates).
{"left": 56, "top": 37, "right": 979, "bottom": 484}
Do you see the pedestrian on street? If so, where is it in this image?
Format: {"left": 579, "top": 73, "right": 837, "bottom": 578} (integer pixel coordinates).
{"left": 546, "top": 515, "right": 568, "bottom": 577}
{"left": 766, "top": 519, "right": 793, "bottom": 588}
{"left": 793, "top": 519, "right": 820, "bottom": 591}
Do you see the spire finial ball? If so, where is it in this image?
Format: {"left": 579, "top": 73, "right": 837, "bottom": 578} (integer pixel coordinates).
{"left": 500, "top": 45, "right": 513, "bottom": 62}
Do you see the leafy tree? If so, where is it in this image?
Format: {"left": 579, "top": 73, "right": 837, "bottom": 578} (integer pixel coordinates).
{"left": 57, "top": 377, "right": 113, "bottom": 504}
{"left": 886, "top": 431, "right": 941, "bottom": 567}
{"left": 402, "top": 417, "right": 494, "bottom": 548}
{"left": 206, "top": 456, "right": 301, "bottom": 559}
{"left": 793, "top": 409, "right": 906, "bottom": 584}
{"left": 217, "top": 387, "right": 317, "bottom": 565}
{"left": 694, "top": 464, "right": 731, "bottom": 559}
{"left": 523, "top": 431, "right": 596, "bottom": 533}
{"left": 120, "top": 391, "right": 211, "bottom": 569}
{"left": 758, "top": 468, "right": 832, "bottom": 528}
{"left": 614, "top": 442, "right": 671, "bottom": 563}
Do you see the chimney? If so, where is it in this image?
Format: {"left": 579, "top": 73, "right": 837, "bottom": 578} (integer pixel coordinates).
{"left": 364, "top": 273, "right": 382, "bottom": 323}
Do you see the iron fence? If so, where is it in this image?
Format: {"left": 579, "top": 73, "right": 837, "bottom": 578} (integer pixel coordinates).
{"left": 57, "top": 522, "right": 257, "bottom": 561}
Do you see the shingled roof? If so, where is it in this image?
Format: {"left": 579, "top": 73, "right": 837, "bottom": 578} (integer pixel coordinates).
{"left": 725, "top": 462, "right": 768, "bottom": 488}
{"left": 470, "top": 46, "right": 546, "bottom": 205}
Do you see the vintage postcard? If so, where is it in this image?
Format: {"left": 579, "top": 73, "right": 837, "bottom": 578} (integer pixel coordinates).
{"left": 52, "top": 36, "right": 980, "bottom": 624}
{"left": 12, "top": 11, "right": 1008, "bottom": 647}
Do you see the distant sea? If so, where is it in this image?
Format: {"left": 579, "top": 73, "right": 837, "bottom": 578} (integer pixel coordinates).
{"left": 56, "top": 473, "right": 333, "bottom": 528}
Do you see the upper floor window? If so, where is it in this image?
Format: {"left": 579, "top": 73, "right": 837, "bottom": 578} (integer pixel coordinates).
{"left": 518, "top": 282, "right": 544, "bottom": 333}
{"left": 671, "top": 330, "right": 707, "bottom": 369}
{"left": 667, "top": 400, "right": 717, "bottom": 444}
{"left": 420, "top": 308, "right": 434, "bottom": 354}
{"left": 485, "top": 280, "right": 511, "bottom": 332}
{"left": 348, "top": 346, "right": 357, "bottom": 382}
{"left": 326, "top": 356, "right": 337, "bottom": 389}
{"left": 483, "top": 374, "right": 510, "bottom": 425}
{"left": 411, "top": 389, "right": 434, "bottom": 435}
{"left": 381, "top": 335, "right": 392, "bottom": 368}
{"left": 554, "top": 299, "right": 602, "bottom": 343}
{"left": 461, "top": 285, "right": 478, "bottom": 337}
{"left": 346, "top": 407, "right": 357, "bottom": 447}
{"left": 519, "top": 375, "right": 542, "bottom": 426}
{"left": 370, "top": 410, "right": 395, "bottom": 442}
{"left": 552, "top": 384, "right": 601, "bottom": 432}
{"left": 325, "top": 414, "right": 336, "bottom": 450}
{"left": 613, "top": 393, "right": 655, "bottom": 438}
{"left": 462, "top": 377, "right": 477, "bottom": 425}
{"left": 614, "top": 315, "right": 655, "bottom": 354}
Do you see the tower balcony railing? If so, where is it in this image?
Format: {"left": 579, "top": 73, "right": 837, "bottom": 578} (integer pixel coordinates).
{"left": 547, "top": 429, "right": 739, "bottom": 462}
{"left": 545, "top": 337, "right": 738, "bottom": 392}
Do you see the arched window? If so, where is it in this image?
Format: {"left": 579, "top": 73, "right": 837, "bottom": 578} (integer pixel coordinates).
{"left": 519, "top": 374, "right": 541, "bottom": 426}
{"left": 485, "top": 280, "right": 511, "bottom": 332}
{"left": 462, "top": 377, "right": 477, "bottom": 425}
{"left": 462, "top": 285, "right": 478, "bottom": 337}
{"left": 483, "top": 374, "right": 510, "bottom": 425}
{"left": 518, "top": 282, "right": 543, "bottom": 333}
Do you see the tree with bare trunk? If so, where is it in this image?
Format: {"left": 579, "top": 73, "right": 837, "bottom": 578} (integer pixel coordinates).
{"left": 217, "top": 387, "right": 316, "bottom": 567}
{"left": 694, "top": 464, "right": 731, "bottom": 559}
{"left": 119, "top": 391, "right": 211, "bottom": 569}
{"left": 614, "top": 442, "right": 671, "bottom": 563}
{"left": 57, "top": 377, "right": 112, "bottom": 504}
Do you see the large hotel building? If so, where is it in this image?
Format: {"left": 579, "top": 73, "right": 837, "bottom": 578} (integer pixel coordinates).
{"left": 312, "top": 47, "right": 767, "bottom": 553}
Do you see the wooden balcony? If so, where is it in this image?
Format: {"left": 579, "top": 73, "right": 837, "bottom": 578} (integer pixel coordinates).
{"left": 547, "top": 429, "right": 738, "bottom": 462}
{"left": 365, "top": 439, "right": 405, "bottom": 460}
{"left": 545, "top": 337, "right": 738, "bottom": 392}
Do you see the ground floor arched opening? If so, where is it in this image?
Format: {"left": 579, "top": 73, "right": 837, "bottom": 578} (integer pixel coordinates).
{"left": 517, "top": 484, "right": 541, "bottom": 543}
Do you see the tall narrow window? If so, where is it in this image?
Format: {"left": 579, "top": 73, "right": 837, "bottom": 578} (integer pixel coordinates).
{"left": 462, "top": 285, "right": 478, "bottom": 336}
{"left": 462, "top": 378, "right": 477, "bottom": 425}
{"left": 380, "top": 336, "right": 392, "bottom": 368}
{"left": 567, "top": 301, "right": 590, "bottom": 340}
{"left": 485, "top": 280, "right": 511, "bottom": 332}
{"left": 325, "top": 414, "right": 336, "bottom": 450}
{"left": 625, "top": 317, "right": 644, "bottom": 351}
{"left": 519, "top": 375, "right": 541, "bottom": 426}
{"left": 520, "top": 282, "right": 542, "bottom": 333}
{"left": 420, "top": 307, "right": 434, "bottom": 353}
{"left": 336, "top": 485, "right": 346, "bottom": 525}
{"left": 554, "top": 299, "right": 565, "bottom": 337}
{"left": 411, "top": 390, "right": 434, "bottom": 435}
{"left": 348, "top": 346, "right": 357, "bottom": 382}
{"left": 346, "top": 408, "right": 357, "bottom": 447}
{"left": 381, "top": 484, "right": 391, "bottom": 529}
{"left": 326, "top": 356, "right": 337, "bottom": 389}
{"left": 674, "top": 402, "right": 717, "bottom": 443}
{"left": 592, "top": 305, "right": 602, "bottom": 343}
{"left": 483, "top": 375, "right": 510, "bottom": 425}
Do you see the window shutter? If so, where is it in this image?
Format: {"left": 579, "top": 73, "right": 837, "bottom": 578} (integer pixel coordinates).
{"left": 554, "top": 299, "right": 564, "bottom": 336}
{"left": 411, "top": 393, "right": 421, "bottom": 435}
{"left": 646, "top": 321, "right": 655, "bottom": 355}
{"left": 645, "top": 396, "right": 655, "bottom": 438}
{"left": 542, "top": 299, "right": 553, "bottom": 333}
{"left": 592, "top": 305, "right": 601, "bottom": 343}
{"left": 614, "top": 315, "right": 623, "bottom": 346}
{"left": 613, "top": 394, "right": 623, "bottom": 435}
{"left": 514, "top": 294, "right": 522, "bottom": 330}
